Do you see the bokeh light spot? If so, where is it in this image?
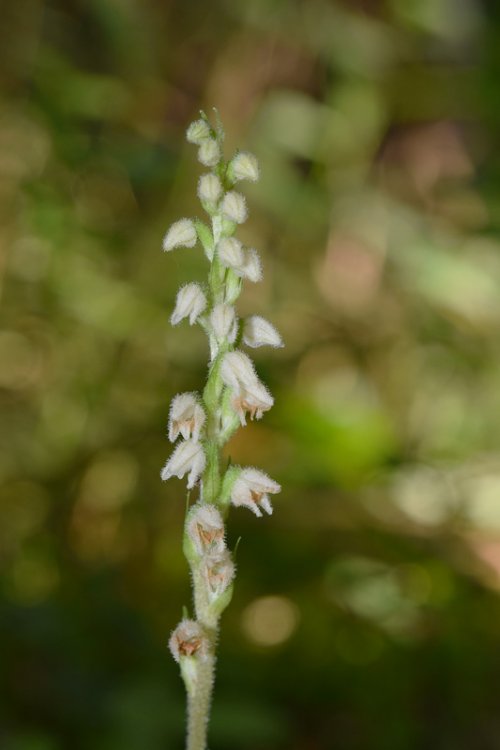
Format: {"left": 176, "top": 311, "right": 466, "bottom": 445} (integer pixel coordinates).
{"left": 241, "top": 595, "right": 299, "bottom": 647}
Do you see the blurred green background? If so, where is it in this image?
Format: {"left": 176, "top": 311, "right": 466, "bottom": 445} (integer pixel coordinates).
{"left": 3, "top": 0, "right": 500, "bottom": 748}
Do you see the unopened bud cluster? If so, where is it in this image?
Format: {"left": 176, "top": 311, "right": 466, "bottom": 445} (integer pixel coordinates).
{"left": 161, "top": 111, "right": 282, "bottom": 720}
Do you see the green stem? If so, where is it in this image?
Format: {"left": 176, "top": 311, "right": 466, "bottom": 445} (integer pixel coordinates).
{"left": 186, "top": 650, "right": 216, "bottom": 750}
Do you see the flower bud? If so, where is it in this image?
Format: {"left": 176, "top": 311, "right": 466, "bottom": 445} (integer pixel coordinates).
{"left": 163, "top": 218, "right": 197, "bottom": 252}
{"left": 161, "top": 440, "right": 206, "bottom": 489}
{"left": 198, "top": 139, "right": 220, "bottom": 167}
{"left": 169, "top": 618, "right": 209, "bottom": 663}
{"left": 230, "top": 467, "right": 281, "bottom": 517}
{"left": 169, "top": 392, "right": 206, "bottom": 443}
{"left": 201, "top": 550, "right": 235, "bottom": 601}
{"left": 171, "top": 283, "right": 207, "bottom": 326}
{"left": 221, "top": 191, "right": 247, "bottom": 224}
{"left": 220, "top": 350, "right": 257, "bottom": 391}
{"left": 227, "top": 151, "right": 259, "bottom": 183}
{"left": 198, "top": 173, "right": 222, "bottom": 212}
{"left": 210, "top": 304, "right": 238, "bottom": 344}
{"left": 242, "top": 248, "right": 262, "bottom": 282}
{"left": 243, "top": 316, "right": 283, "bottom": 348}
{"left": 186, "top": 502, "right": 226, "bottom": 557}
{"left": 186, "top": 119, "right": 211, "bottom": 145}
{"left": 217, "top": 237, "right": 245, "bottom": 272}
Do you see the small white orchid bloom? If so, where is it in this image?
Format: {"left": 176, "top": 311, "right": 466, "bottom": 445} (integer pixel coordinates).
{"left": 230, "top": 467, "right": 281, "bottom": 517}
{"left": 198, "top": 139, "right": 220, "bottom": 167}
{"left": 187, "top": 503, "right": 226, "bottom": 557}
{"left": 169, "top": 619, "right": 209, "bottom": 663}
{"left": 163, "top": 219, "right": 197, "bottom": 252}
{"left": 228, "top": 151, "right": 259, "bottom": 183}
{"left": 210, "top": 304, "right": 238, "bottom": 344}
{"left": 220, "top": 350, "right": 273, "bottom": 424}
{"left": 241, "top": 248, "right": 262, "bottom": 282}
{"left": 198, "top": 173, "right": 222, "bottom": 207}
{"left": 171, "top": 283, "right": 207, "bottom": 326}
{"left": 231, "top": 379, "right": 274, "bottom": 425}
{"left": 186, "top": 119, "right": 211, "bottom": 145}
{"left": 221, "top": 191, "right": 247, "bottom": 224}
{"left": 243, "top": 316, "right": 283, "bottom": 348}
{"left": 200, "top": 550, "right": 235, "bottom": 600}
{"left": 220, "top": 350, "right": 257, "bottom": 391}
{"left": 161, "top": 440, "right": 206, "bottom": 489}
{"left": 217, "top": 237, "right": 245, "bottom": 272}
{"left": 169, "top": 393, "right": 206, "bottom": 443}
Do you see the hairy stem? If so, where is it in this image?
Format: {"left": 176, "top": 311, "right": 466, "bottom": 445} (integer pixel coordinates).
{"left": 186, "top": 651, "right": 216, "bottom": 750}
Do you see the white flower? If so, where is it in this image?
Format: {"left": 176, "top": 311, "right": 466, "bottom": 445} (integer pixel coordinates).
{"left": 169, "top": 393, "right": 206, "bottom": 443}
{"left": 161, "top": 440, "right": 206, "bottom": 489}
{"left": 229, "top": 151, "right": 259, "bottom": 183}
{"left": 198, "top": 139, "right": 220, "bottom": 167}
{"left": 230, "top": 467, "right": 281, "bottom": 517}
{"left": 163, "top": 218, "right": 197, "bottom": 252}
{"left": 220, "top": 350, "right": 257, "bottom": 391}
{"left": 169, "top": 619, "right": 209, "bottom": 663}
{"left": 171, "top": 283, "right": 207, "bottom": 326}
{"left": 210, "top": 304, "right": 238, "bottom": 344}
{"left": 198, "top": 173, "right": 222, "bottom": 206}
{"left": 243, "top": 316, "right": 283, "bottom": 348}
{"left": 242, "top": 248, "right": 262, "bottom": 282}
{"left": 217, "top": 237, "right": 245, "bottom": 272}
{"left": 186, "top": 119, "right": 211, "bottom": 145}
{"left": 187, "top": 502, "right": 226, "bottom": 556}
{"left": 200, "top": 550, "right": 235, "bottom": 600}
{"left": 220, "top": 350, "right": 273, "bottom": 424}
{"left": 221, "top": 191, "right": 247, "bottom": 224}
{"left": 231, "top": 379, "right": 274, "bottom": 425}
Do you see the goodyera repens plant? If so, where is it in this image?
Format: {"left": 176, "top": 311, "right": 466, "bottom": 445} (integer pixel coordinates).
{"left": 161, "top": 110, "right": 283, "bottom": 750}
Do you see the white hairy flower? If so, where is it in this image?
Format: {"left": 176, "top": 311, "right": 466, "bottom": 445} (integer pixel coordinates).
{"left": 217, "top": 237, "right": 245, "bottom": 272}
{"left": 161, "top": 440, "right": 206, "bottom": 489}
{"left": 186, "top": 119, "right": 211, "bottom": 145}
{"left": 163, "top": 218, "right": 197, "bottom": 252}
{"left": 221, "top": 191, "right": 247, "bottom": 224}
{"left": 198, "top": 139, "right": 220, "bottom": 167}
{"left": 201, "top": 550, "right": 235, "bottom": 600}
{"left": 220, "top": 350, "right": 257, "bottom": 391}
{"left": 169, "top": 619, "right": 209, "bottom": 663}
{"left": 220, "top": 350, "right": 273, "bottom": 424}
{"left": 242, "top": 248, "right": 262, "bottom": 283}
{"left": 229, "top": 151, "right": 260, "bottom": 183}
{"left": 169, "top": 393, "right": 206, "bottom": 443}
{"left": 171, "top": 283, "right": 207, "bottom": 326}
{"left": 198, "top": 173, "right": 222, "bottom": 207}
{"left": 187, "top": 502, "right": 226, "bottom": 557}
{"left": 210, "top": 304, "right": 238, "bottom": 344}
{"left": 230, "top": 467, "right": 281, "bottom": 517}
{"left": 243, "top": 316, "right": 283, "bottom": 348}
{"left": 232, "top": 379, "right": 274, "bottom": 425}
